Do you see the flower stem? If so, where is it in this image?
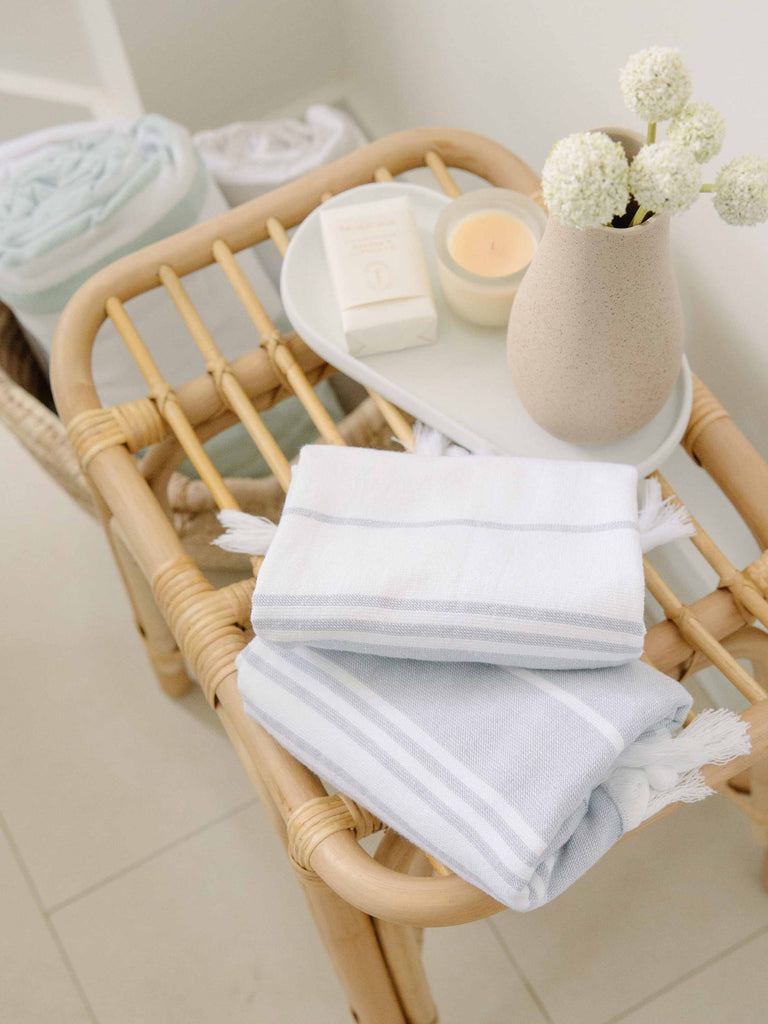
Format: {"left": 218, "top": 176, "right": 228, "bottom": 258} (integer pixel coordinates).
{"left": 630, "top": 204, "right": 651, "bottom": 226}
{"left": 700, "top": 184, "right": 715, "bottom": 192}
{"left": 647, "top": 122, "right": 657, "bottom": 144}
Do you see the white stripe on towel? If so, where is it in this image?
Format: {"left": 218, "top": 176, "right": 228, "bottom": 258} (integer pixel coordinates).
{"left": 512, "top": 667, "right": 626, "bottom": 754}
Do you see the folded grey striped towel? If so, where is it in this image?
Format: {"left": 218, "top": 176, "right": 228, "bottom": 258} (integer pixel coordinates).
{"left": 217, "top": 444, "right": 694, "bottom": 670}
{"left": 237, "top": 639, "right": 749, "bottom": 910}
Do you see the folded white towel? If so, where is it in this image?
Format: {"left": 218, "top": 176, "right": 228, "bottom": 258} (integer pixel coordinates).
{"left": 0, "top": 115, "right": 282, "bottom": 409}
{"left": 238, "top": 639, "right": 749, "bottom": 909}
{"left": 216, "top": 444, "right": 694, "bottom": 669}
{"left": 194, "top": 104, "right": 367, "bottom": 207}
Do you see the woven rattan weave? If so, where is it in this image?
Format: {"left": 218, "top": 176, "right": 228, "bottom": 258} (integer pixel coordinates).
{"left": 49, "top": 128, "right": 768, "bottom": 1024}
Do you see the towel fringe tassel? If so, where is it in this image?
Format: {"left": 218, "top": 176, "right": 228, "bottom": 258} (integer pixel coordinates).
{"left": 608, "top": 708, "right": 751, "bottom": 830}
{"left": 410, "top": 422, "right": 473, "bottom": 457}
{"left": 638, "top": 476, "right": 696, "bottom": 552}
{"left": 212, "top": 509, "right": 278, "bottom": 555}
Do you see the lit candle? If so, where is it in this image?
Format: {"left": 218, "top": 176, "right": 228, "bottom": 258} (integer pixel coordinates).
{"left": 434, "top": 189, "right": 546, "bottom": 327}
{"left": 449, "top": 211, "right": 535, "bottom": 278}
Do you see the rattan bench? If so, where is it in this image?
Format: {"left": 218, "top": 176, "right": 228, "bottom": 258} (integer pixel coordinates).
{"left": 49, "top": 127, "right": 768, "bottom": 1024}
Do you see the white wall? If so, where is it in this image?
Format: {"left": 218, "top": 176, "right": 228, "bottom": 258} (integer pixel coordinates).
{"left": 339, "top": 0, "right": 768, "bottom": 462}
{"left": 110, "top": 0, "right": 346, "bottom": 132}
{"left": 0, "top": 0, "right": 102, "bottom": 86}
{"left": 0, "top": 0, "right": 142, "bottom": 139}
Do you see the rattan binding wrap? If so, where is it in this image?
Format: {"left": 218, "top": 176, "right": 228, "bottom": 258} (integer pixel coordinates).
{"left": 288, "top": 794, "right": 383, "bottom": 879}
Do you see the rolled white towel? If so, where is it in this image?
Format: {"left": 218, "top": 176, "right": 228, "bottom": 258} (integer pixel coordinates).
{"left": 0, "top": 115, "right": 282, "bottom": 409}
{"left": 194, "top": 104, "right": 367, "bottom": 207}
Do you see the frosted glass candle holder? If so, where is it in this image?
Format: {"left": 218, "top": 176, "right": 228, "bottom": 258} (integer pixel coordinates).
{"left": 434, "top": 189, "right": 547, "bottom": 327}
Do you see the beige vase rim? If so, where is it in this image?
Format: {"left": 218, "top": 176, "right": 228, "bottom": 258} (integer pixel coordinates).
{"left": 550, "top": 209, "right": 665, "bottom": 237}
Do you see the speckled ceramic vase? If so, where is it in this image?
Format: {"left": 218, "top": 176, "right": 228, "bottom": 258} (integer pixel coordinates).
{"left": 507, "top": 129, "right": 684, "bottom": 444}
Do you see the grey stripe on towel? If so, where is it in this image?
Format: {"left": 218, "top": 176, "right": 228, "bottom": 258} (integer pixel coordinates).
{"left": 283, "top": 506, "right": 638, "bottom": 534}
{"left": 251, "top": 593, "right": 646, "bottom": 636}
{"left": 253, "top": 618, "right": 643, "bottom": 663}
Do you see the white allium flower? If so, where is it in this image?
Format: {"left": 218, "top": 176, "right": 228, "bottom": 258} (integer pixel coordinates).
{"left": 619, "top": 46, "right": 693, "bottom": 122}
{"left": 667, "top": 102, "right": 726, "bottom": 163}
{"left": 541, "top": 132, "right": 629, "bottom": 228}
{"left": 713, "top": 155, "right": 768, "bottom": 225}
{"left": 629, "top": 142, "right": 701, "bottom": 216}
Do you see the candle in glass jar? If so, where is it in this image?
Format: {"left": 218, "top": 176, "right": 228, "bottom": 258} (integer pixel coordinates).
{"left": 449, "top": 212, "right": 535, "bottom": 278}
{"left": 434, "top": 189, "right": 547, "bottom": 327}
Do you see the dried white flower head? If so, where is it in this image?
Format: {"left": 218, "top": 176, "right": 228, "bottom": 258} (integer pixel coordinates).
{"left": 619, "top": 46, "right": 693, "bottom": 123}
{"left": 667, "top": 102, "right": 726, "bottom": 163}
{"left": 542, "top": 132, "right": 629, "bottom": 228}
{"left": 629, "top": 142, "right": 701, "bottom": 215}
{"left": 713, "top": 155, "right": 768, "bottom": 225}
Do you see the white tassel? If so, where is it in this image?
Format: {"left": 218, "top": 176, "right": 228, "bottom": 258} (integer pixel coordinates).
{"left": 212, "top": 510, "right": 278, "bottom": 555}
{"left": 643, "top": 770, "right": 715, "bottom": 820}
{"left": 410, "top": 422, "right": 464, "bottom": 456}
{"left": 411, "top": 422, "right": 448, "bottom": 455}
{"left": 608, "top": 708, "right": 751, "bottom": 829}
{"left": 618, "top": 708, "right": 751, "bottom": 773}
{"left": 410, "top": 421, "right": 495, "bottom": 457}
{"left": 638, "top": 476, "right": 696, "bottom": 553}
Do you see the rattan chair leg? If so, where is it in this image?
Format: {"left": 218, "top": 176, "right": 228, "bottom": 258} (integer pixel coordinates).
{"left": 748, "top": 758, "right": 768, "bottom": 842}
{"left": 221, "top": 706, "right": 412, "bottom": 1021}
{"left": 373, "top": 920, "right": 436, "bottom": 1024}
{"left": 739, "top": 750, "right": 768, "bottom": 893}
{"left": 374, "top": 832, "right": 438, "bottom": 1024}
{"left": 689, "top": 627, "right": 768, "bottom": 890}
{"left": 110, "top": 519, "right": 192, "bottom": 698}
{"left": 724, "top": 747, "right": 768, "bottom": 892}
{"left": 299, "top": 877, "right": 408, "bottom": 1024}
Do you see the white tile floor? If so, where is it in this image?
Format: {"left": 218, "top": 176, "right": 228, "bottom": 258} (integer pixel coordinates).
{"left": 3, "top": 424, "right": 768, "bottom": 1024}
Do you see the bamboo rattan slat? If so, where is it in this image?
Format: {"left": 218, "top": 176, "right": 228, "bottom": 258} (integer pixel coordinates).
{"left": 50, "top": 128, "right": 768, "bottom": 1020}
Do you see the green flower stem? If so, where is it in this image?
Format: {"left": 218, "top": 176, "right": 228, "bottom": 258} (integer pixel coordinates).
{"left": 630, "top": 204, "right": 651, "bottom": 226}
{"left": 700, "top": 184, "right": 715, "bottom": 192}
{"left": 647, "top": 122, "right": 657, "bottom": 144}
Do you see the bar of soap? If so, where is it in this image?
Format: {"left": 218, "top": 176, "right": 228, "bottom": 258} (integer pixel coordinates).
{"left": 320, "top": 196, "right": 438, "bottom": 357}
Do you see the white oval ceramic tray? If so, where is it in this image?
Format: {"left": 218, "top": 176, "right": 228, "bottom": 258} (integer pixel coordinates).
{"left": 281, "top": 182, "right": 693, "bottom": 476}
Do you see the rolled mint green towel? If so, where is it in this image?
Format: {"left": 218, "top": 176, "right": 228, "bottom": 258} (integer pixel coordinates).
{"left": 0, "top": 115, "right": 282, "bottom": 409}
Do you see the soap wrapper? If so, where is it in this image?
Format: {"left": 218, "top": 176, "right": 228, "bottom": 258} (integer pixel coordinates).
{"left": 320, "top": 196, "right": 438, "bottom": 357}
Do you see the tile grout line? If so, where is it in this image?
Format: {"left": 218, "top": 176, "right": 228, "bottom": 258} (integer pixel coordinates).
{"left": 486, "top": 916, "right": 555, "bottom": 1024}
{"left": 46, "top": 795, "right": 258, "bottom": 917}
{"left": 602, "top": 922, "right": 768, "bottom": 1024}
{"left": 0, "top": 808, "right": 100, "bottom": 1024}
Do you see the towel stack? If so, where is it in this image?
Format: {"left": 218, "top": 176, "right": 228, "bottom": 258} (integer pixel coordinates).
{"left": 221, "top": 435, "right": 749, "bottom": 910}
